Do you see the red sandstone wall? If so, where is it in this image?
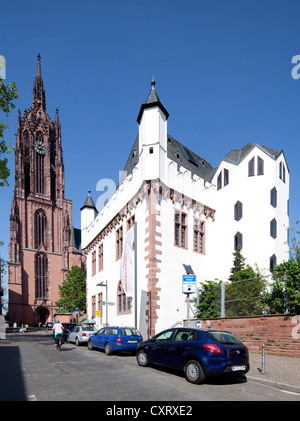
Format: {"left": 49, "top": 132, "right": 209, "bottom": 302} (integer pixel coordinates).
{"left": 190, "top": 314, "right": 300, "bottom": 357}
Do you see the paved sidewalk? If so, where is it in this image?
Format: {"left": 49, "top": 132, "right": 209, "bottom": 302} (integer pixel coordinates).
{"left": 248, "top": 352, "right": 300, "bottom": 394}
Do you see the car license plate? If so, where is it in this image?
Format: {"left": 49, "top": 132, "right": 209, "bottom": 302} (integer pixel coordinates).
{"left": 128, "top": 340, "right": 137, "bottom": 343}
{"left": 231, "top": 365, "right": 246, "bottom": 371}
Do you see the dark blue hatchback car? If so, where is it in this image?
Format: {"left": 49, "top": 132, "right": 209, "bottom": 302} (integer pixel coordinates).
{"left": 136, "top": 327, "right": 249, "bottom": 384}
{"left": 88, "top": 326, "right": 143, "bottom": 355}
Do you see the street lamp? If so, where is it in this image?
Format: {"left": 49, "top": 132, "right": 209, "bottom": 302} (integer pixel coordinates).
{"left": 97, "top": 281, "right": 108, "bottom": 326}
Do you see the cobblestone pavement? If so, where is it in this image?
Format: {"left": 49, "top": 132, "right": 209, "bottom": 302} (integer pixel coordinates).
{"left": 248, "top": 352, "right": 300, "bottom": 393}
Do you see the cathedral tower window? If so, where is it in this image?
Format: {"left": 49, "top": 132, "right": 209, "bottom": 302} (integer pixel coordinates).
{"left": 36, "top": 153, "right": 44, "bottom": 194}
{"left": 34, "top": 209, "right": 47, "bottom": 248}
{"left": 35, "top": 252, "right": 48, "bottom": 299}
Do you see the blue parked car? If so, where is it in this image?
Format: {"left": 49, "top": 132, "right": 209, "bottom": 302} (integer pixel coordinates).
{"left": 136, "top": 327, "right": 249, "bottom": 384}
{"left": 88, "top": 326, "right": 143, "bottom": 355}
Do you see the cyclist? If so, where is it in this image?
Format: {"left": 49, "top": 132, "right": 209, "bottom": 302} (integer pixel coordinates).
{"left": 52, "top": 319, "right": 64, "bottom": 347}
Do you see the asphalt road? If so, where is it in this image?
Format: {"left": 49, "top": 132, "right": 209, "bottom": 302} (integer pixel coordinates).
{"left": 1, "top": 331, "right": 300, "bottom": 404}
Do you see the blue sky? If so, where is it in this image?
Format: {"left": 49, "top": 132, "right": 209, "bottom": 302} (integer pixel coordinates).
{"left": 1, "top": 0, "right": 300, "bottom": 293}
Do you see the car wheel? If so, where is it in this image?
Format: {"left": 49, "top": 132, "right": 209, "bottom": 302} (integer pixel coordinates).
{"left": 137, "top": 350, "right": 148, "bottom": 367}
{"left": 87, "top": 340, "right": 94, "bottom": 350}
{"left": 75, "top": 337, "right": 80, "bottom": 346}
{"left": 105, "top": 343, "right": 112, "bottom": 355}
{"left": 184, "top": 360, "right": 205, "bottom": 384}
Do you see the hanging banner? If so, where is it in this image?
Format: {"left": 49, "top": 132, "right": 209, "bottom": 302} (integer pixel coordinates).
{"left": 120, "top": 225, "right": 135, "bottom": 297}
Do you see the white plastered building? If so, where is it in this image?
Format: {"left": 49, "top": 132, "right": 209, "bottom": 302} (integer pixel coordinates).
{"left": 81, "top": 79, "right": 289, "bottom": 338}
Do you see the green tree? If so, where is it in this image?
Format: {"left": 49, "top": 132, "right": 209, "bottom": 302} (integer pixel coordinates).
{"left": 264, "top": 221, "right": 300, "bottom": 314}
{"left": 55, "top": 266, "right": 86, "bottom": 314}
{"left": 0, "top": 78, "right": 19, "bottom": 186}
{"left": 265, "top": 261, "right": 300, "bottom": 314}
{"left": 226, "top": 264, "right": 267, "bottom": 316}
{"left": 289, "top": 221, "right": 300, "bottom": 264}
{"left": 195, "top": 279, "right": 223, "bottom": 318}
{"left": 229, "top": 245, "right": 246, "bottom": 282}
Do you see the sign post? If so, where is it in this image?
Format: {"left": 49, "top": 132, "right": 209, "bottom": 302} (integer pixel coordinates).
{"left": 182, "top": 273, "right": 196, "bottom": 327}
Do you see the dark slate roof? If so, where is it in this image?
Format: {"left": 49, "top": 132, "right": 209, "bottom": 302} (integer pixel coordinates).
{"left": 118, "top": 134, "right": 139, "bottom": 187}
{"left": 204, "top": 143, "right": 283, "bottom": 183}
{"left": 167, "top": 135, "right": 213, "bottom": 179}
{"left": 74, "top": 228, "right": 82, "bottom": 252}
{"left": 224, "top": 143, "right": 281, "bottom": 165}
{"left": 80, "top": 190, "right": 97, "bottom": 212}
{"left": 69, "top": 225, "right": 82, "bottom": 252}
{"left": 137, "top": 78, "right": 169, "bottom": 124}
{"left": 119, "top": 133, "right": 214, "bottom": 184}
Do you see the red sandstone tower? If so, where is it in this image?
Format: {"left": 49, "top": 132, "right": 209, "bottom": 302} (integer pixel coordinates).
{"left": 8, "top": 54, "right": 82, "bottom": 325}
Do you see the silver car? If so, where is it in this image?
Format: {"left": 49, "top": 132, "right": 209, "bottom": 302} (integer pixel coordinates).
{"left": 67, "top": 325, "right": 98, "bottom": 346}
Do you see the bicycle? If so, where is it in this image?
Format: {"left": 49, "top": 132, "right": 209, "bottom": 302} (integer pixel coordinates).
{"left": 56, "top": 334, "right": 63, "bottom": 351}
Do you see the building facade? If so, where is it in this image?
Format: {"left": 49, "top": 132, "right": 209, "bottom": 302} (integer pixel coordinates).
{"left": 8, "top": 55, "right": 82, "bottom": 325}
{"left": 82, "top": 79, "right": 289, "bottom": 338}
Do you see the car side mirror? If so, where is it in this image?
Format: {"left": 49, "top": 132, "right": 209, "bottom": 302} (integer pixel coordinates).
{"left": 149, "top": 336, "right": 155, "bottom": 342}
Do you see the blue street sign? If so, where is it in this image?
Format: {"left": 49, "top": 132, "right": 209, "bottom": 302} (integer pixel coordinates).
{"left": 183, "top": 275, "right": 196, "bottom": 283}
{"left": 182, "top": 274, "right": 196, "bottom": 294}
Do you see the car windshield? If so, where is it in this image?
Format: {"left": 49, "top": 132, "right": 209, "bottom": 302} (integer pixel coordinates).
{"left": 206, "top": 331, "right": 242, "bottom": 345}
{"left": 120, "top": 328, "right": 141, "bottom": 336}
{"left": 82, "top": 326, "right": 97, "bottom": 332}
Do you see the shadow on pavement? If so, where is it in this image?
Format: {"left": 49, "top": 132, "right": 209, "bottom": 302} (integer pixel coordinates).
{"left": 0, "top": 346, "right": 27, "bottom": 401}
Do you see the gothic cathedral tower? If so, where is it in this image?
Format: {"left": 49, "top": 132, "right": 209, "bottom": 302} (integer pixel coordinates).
{"left": 8, "top": 55, "right": 82, "bottom": 325}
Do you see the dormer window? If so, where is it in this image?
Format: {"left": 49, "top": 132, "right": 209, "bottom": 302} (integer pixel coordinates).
{"left": 217, "top": 172, "right": 222, "bottom": 190}
{"left": 224, "top": 169, "right": 229, "bottom": 186}
{"left": 257, "top": 157, "right": 264, "bottom": 175}
{"left": 248, "top": 157, "right": 255, "bottom": 176}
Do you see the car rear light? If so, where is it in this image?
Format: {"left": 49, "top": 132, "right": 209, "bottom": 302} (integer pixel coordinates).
{"left": 117, "top": 336, "right": 121, "bottom": 343}
{"left": 82, "top": 333, "right": 86, "bottom": 337}
{"left": 203, "top": 343, "right": 222, "bottom": 354}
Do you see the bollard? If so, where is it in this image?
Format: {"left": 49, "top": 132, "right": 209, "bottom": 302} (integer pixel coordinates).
{"left": 261, "top": 344, "right": 266, "bottom": 374}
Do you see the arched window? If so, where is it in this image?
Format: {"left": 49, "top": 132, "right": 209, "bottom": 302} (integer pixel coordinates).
{"left": 34, "top": 209, "right": 47, "bottom": 249}
{"left": 35, "top": 132, "right": 45, "bottom": 194}
{"left": 36, "top": 153, "right": 44, "bottom": 194}
{"left": 35, "top": 252, "right": 48, "bottom": 299}
{"left": 117, "top": 281, "right": 131, "bottom": 314}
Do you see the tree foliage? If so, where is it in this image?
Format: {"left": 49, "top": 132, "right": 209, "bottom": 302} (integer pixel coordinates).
{"left": 195, "top": 279, "right": 222, "bottom": 318}
{"left": 229, "top": 245, "right": 246, "bottom": 281}
{"left": 0, "top": 78, "right": 19, "bottom": 187}
{"left": 55, "top": 266, "right": 86, "bottom": 314}
{"left": 264, "top": 222, "right": 300, "bottom": 314}
{"left": 264, "top": 260, "right": 300, "bottom": 314}
{"left": 226, "top": 264, "right": 267, "bottom": 316}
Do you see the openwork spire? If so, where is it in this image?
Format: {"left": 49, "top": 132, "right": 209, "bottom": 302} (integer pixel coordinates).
{"left": 32, "top": 53, "right": 46, "bottom": 110}
{"left": 36, "top": 53, "right": 42, "bottom": 79}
